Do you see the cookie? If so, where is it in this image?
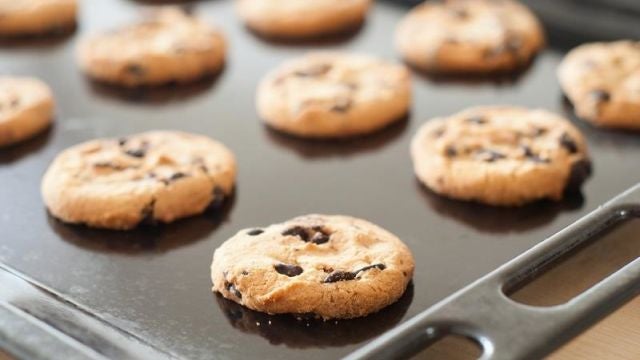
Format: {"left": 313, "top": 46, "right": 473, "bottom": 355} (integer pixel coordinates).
{"left": 0, "top": 76, "right": 54, "bottom": 147}
{"left": 395, "top": 0, "right": 545, "bottom": 74}
{"left": 41, "top": 131, "right": 236, "bottom": 230}
{"left": 558, "top": 41, "right": 640, "bottom": 130}
{"left": 77, "top": 7, "right": 226, "bottom": 87}
{"left": 236, "top": 0, "right": 371, "bottom": 39}
{"left": 411, "top": 106, "right": 591, "bottom": 206}
{"left": 0, "top": 0, "right": 77, "bottom": 37}
{"left": 211, "top": 214, "right": 414, "bottom": 319}
{"left": 257, "top": 52, "right": 411, "bottom": 138}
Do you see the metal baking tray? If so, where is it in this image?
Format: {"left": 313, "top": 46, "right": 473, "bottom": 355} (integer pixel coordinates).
{"left": 1, "top": 0, "right": 639, "bottom": 359}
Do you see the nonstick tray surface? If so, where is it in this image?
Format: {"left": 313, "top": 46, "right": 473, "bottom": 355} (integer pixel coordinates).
{"left": 1, "top": 1, "right": 639, "bottom": 359}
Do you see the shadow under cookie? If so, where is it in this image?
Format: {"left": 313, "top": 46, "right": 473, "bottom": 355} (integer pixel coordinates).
{"left": 242, "top": 20, "right": 366, "bottom": 48}
{"left": 48, "top": 191, "right": 235, "bottom": 255}
{"left": 263, "top": 114, "right": 409, "bottom": 159}
{"left": 214, "top": 282, "right": 413, "bottom": 349}
{"left": 406, "top": 56, "right": 537, "bottom": 87}
{"left": 416, "top": 180, "right": 586, "bottom": 234}
{"left": 0, "top": 124, "right": 54, "bottom": 165}
{"left": 0, "top": 23, "right": 77, "bottom": 48}
{"left": 85, "top": 70, "right": 221, "bottom": 105}
{"left": 560, "top": 95, "right": 640, "bottom": 138}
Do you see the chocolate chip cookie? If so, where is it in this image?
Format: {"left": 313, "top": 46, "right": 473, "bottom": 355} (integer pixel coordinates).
{"left": 411, "top": 106, "right": 591, "bottom": 206}
{"left": 0, "top": 76, "right": 54, "bottom": 147}
{"left": 236, "top": 0, "right": 371, "bottom": 39}
{"left": 257, "top": 52, "right": 411, "bottom": 138}
{"left": 0, "top": 0, "right": 77, "bottom": 37}
{"left": 42, "top": 131, "right": 236, "bottom": 230}
{"left": 396, "top": 0, "right": 545, "bottom": 74}
{"left": 211, "top": 214, "right": 415, "bottom": 319}
{"left": 77, "top": 7, "right": 226, "bottom": 87}
{"left": 558, "top": 40, "right": 640, "bottom": 130}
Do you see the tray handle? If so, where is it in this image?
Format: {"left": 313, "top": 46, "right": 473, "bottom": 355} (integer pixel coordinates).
{"left": 346, "top": 183, "right": 640, "bottom": 360}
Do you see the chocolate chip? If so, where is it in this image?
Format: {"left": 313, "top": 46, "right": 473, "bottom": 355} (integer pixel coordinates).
{"left": 226, "top": 282, "right": 242, "bottom": 299}
{"left": 486, "top": 151, "right": 506, "bottom": 162}
{"left": 139, "top": 200, "right": 156, "bottom": 226}
{"left": 505, "top": 37, "right": 522, "bottom": 53}
{"left": 126, "top": 64, "right": 145, "bottom": 77}
{"left": 357, "top": 263, "right": 387, "bottom": 274}
{"left": 445, "top": 146, "right": 457, "bottom": 157}
{"left": 559, "top": 133, "right": 578, "bottom": 154}
{"left": 477, "top": 149, "right": 506, "bottom": 162}
{"left": 282, "top": 226, "right": 309, "bottom": 242}
{"left": 533, "top": 127, "right": 547, "bottom": 137}
{"left": 118, "top": 137, "right": 127, "bottom": 146}
{"left": 310, "top": 232, "right": 330, "bottom": 245}
{"left": 590, "top": 89, "right": 611, "bottom": 103}
{"left": 282, "top": 226, "right": 332, "bottom": 244}
{"left": 330, "top": 97, "right": 352, "bottom": 113}
{"left": 466, "top": 116, "right": 487, "bottom": 125}
{"left": 125, "top": 148, "right": 146, "bottom": 158}
{"left": 323, "top": 263, "right": 386, "bottom": 283}
{"left": 169, "top": 172, "right": 186, "bottom": 181}
{"left": 294, "top": 63, "right": 331, "bottom": 77}
{"left": 93, "top": 162, "right": 128, "bottom": 170}
{"left": 207, "top": 186, "right": 226, "bottom": 210}
{"left": 247, "top": 229, "right": 264, "bottom": 236}
{"left": 451, "top": 8, "right": 470, "bottom": 19}
{"left": 432, "top": 127, "right": 446, "bottom": 138}
{"left": 522, "top": 145, "right": 549, "bottom": 163}
{"left": 323, "top": 271, "right": 356, "bottom": 283}
{"left": 485, "top": 35, "right": 522, "bottom": 59}
{"left": 322, "top": 266, "right": 334, "bottom": 273}
{"left": 565, "top": 159, "right": 592, "bottom": 193}
{"left": 9, "top": 98, "right": 19, "bottom": 108}
{"left": 274, "top": 263, "right": 304, "bottom": 277}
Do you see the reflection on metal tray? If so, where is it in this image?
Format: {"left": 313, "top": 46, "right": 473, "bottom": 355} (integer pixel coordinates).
{"left": 1, "top": 0, "right": 640, "bottom": 359}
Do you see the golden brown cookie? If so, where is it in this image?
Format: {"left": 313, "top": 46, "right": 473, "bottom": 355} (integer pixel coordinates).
{"left": 42, "top": 131, "right": 236, "bottom": 230}
{"left": 411, "top": 106, "right": 591, "bottom": 206}
{"left": 236, "top": 0, "right": 371, "bottom": 39}
{"left": 0, "top": 0, "right": 77, "bottom": 37}
{"left": 77, "top": 7, "right": 226, "bottom": 87}
{"left": 0, "top": 76, "right": 54, "bottom": 147}
{"left": 558, "top": 40, "right": 640, "bottom": 130}
{"left": 211, "top": 214, "right": 414, "bottom": 319}
{"left": 395, "top": 0, "right": 545, "bottom": 74}
{"left": 257, "top": 52, "right": 411, "bottom": 138}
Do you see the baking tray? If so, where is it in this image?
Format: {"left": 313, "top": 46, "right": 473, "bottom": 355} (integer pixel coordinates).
{"left": 0, "top": 0, "right": 639, "bottom": 359}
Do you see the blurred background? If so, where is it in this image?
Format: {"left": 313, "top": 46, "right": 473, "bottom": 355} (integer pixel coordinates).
{"left": 399, "top": 0, "right": 640, "bottom": 43}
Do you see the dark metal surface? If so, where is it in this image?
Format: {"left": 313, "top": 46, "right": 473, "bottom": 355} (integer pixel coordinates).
{"left": 0, "top": 0, "right": 639, "bottom": 359}
{"left": 0, "top": 265, "right": 173, "bottom": 360}
{"left": 347, "top": 184, "right": 640, "bottom": 360}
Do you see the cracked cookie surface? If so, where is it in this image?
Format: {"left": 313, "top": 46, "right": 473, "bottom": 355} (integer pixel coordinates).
{"left": 395, "top": 0, "right": 544, "bottom": 73}
{"left": 558, "top": 40, "right": 640, "bottom": 130}
{"left": 211, "top": 214, "right": 414, "bottom": 319}
{"left": 257, "top": 52, "right": 411, "bottom": 138}
{"left": 236, "top": 0, "right": 371, "bottom": 39}
{"left": 77, "top": 7, "right": 226, "bottom": 87}
{"left": 411, "top": 106, "right": 591, "bottom": 206}
{"left": 0, "top": 76, "right": 54, "bottom": 147}
{"left": 0, "top": 0, "right": 77, "bottom": 37}
{"left": 41, "top": 131, "right": 236, "bottom": 230}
